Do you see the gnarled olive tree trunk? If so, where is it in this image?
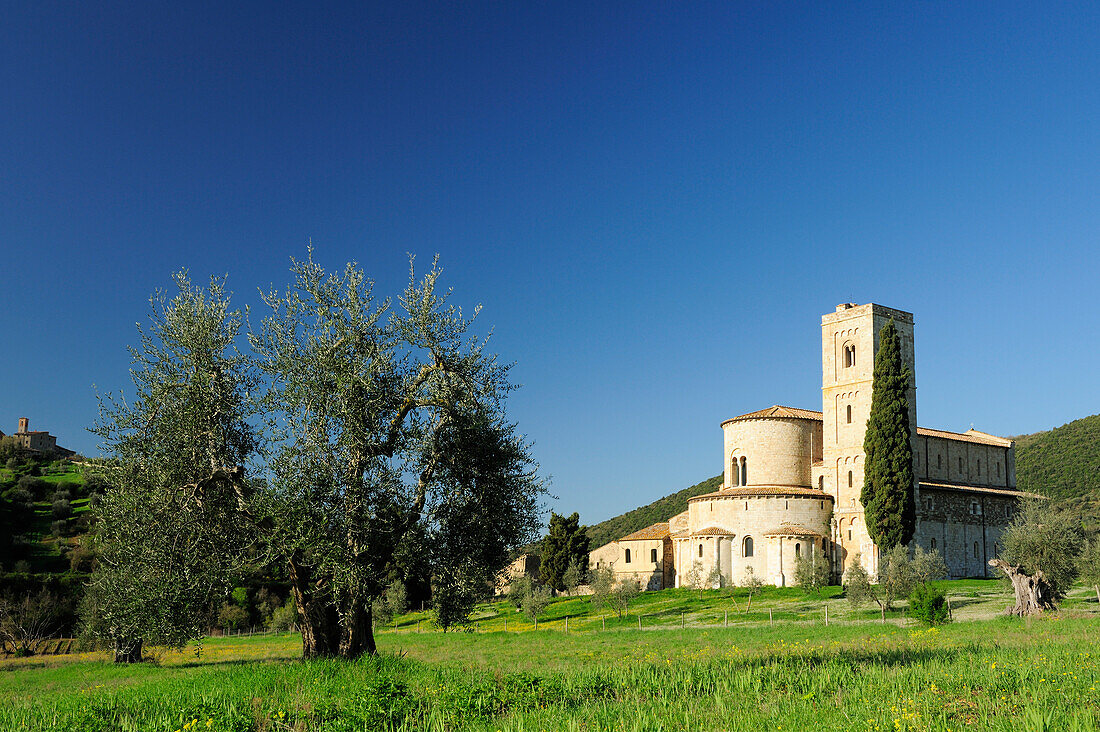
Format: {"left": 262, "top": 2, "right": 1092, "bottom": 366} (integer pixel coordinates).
{"left": 288, "top": 556, "right": 376, "bottom": 659}
{"left": 989, "top": 558, "right": 1057, "bottom": 616}
{"left": 113, "top": 638, "right": 143, "bottom": 664}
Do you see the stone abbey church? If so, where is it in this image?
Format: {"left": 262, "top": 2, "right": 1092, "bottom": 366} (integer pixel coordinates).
{"left": 589, "top": 303, "right": 1034, "bottom": 589}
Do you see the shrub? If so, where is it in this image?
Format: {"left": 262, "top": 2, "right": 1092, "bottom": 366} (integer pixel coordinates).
{"left": 269, "top": 597, "right": 297, "bottom": 632}
{"left": 908, "top": 583, "right": 949, "bottom": 626}
{"left": 217, "top": 602, "right": 248, "bottom": 632}
{"left": 51, "top": 499, "right": 72, "bottom": 519}
{"left": 17, "top": 476, "right": 50, "bottom": 500}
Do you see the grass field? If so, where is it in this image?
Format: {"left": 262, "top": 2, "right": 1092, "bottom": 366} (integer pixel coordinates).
{"left": 3, "top": 582, "right": 1100, "bottom": 731}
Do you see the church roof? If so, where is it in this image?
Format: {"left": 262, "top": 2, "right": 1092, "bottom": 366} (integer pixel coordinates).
{"left": 619, "top": 522, "right": 671, "bottom": 541}
{"left": 916, "top": 427, "right": 1014, "bottom": 447}
{"left": 721, "top": 406, "right": 1014, "bottom": 447}
{"left": 919, "top": 481, "right": 1044, "bottom": 499}
{"left": 722, "top": 405, "right": 823, "bottom": 425}
{"left": 689, "top": 486, "right": 831, "bottom": 501}
{"left": 691, "top": 526, "right": 736, "bottom": 537}
{"left": 762, "top": 524, "right": 822, "bottom": 538}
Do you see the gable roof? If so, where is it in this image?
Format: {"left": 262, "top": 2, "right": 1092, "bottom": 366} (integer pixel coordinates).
{"left": 619, "top": 522, "right": 671, "bottom": 541}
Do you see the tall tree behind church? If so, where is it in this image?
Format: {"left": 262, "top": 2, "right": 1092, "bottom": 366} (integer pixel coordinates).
{"left": 861, "top": 320, "right": 916, "bottom": 550}
{"left": 540, "top": 512, "right": 590, "bottom": 592}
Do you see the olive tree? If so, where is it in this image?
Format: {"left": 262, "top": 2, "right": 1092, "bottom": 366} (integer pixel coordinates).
{"left": 992, "top": 498, "right": 1083, "bottom": 616}
{"left": 83, "top": 273, "right": 259, "bottom": 662}
{"left": 250, "top": 253, "right": 543, "bottom": 659}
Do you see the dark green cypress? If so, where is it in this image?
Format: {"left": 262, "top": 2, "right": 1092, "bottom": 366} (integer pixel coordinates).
{"left": 539, "top": 512, "right": 590, "bottom": 591}
{"left": 861, "top": 320, "right": 916, "bottom": 549}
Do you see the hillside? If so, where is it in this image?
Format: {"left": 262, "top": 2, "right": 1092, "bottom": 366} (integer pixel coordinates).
{"left": 1013, "top": 413, "right": 1100, "bottom": 501}
{"left": 584, "top": 474, "right": 722, "bottom": 548}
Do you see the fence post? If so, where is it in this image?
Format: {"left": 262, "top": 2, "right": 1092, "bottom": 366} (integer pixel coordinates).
{"left": 724, "top": 610, "right": 728, "bottom": 627}
{"left": 534, "top": 617, "right": 538, "bottom": 631}
{"left": 602, "top": 616, "right": 605, "bottom": 631}
{"left": 824, "top": 604, "right": 829, "bottom": 626}
{"left": 769, "top": 609, "right": 773, "bottom": 626}
{"left": 637, "top": 615, "right": 641, "bottom": 631}
{"left": 681, "top": 612, "right": 685, "bottom": 628}
{"left": 504, "top": 618, "right": 507, "bottom": 633}
{"left": 565, "top": 616, "right": 569, "bottom": 633}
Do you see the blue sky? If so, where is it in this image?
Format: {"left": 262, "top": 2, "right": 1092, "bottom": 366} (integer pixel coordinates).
{"left": 2, "top": 2, "right": 1099, "bottom": 525}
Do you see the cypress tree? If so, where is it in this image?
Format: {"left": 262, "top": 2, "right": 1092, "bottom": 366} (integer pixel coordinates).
{"left": 861, "top": 320, "right": 916, "bottom": 549}
{"left": 539, "top": 512, "right": 590, "bottom": 591}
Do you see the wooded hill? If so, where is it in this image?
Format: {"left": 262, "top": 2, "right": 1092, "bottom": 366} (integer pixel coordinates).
{"left": 583, "top": 413, "right": 1100, "bottom": 546}
{"left": 1014, "top": 413, "right": 1100, "bottom": 532}
{"left": 584, "top": 474, "right": 722, "bottom": 549}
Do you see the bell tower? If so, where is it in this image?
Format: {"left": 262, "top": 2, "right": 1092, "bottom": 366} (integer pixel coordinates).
{"left": 820, "top": 303, "right": 916, "bottom": 574}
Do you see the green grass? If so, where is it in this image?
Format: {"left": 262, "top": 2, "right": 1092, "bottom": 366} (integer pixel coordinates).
{"left": 4, "top": 583, "right": 1100, "bottom": 731}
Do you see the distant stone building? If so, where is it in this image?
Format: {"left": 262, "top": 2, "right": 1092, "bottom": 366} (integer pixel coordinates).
{"left": 590, "top": 303, "right": 1039, "bottom": 589}
{"left": 2, "top": 418, "right": 74, "bottom": 458}
{"left": 494, "top": 553, "right": 541, "bottom": 595}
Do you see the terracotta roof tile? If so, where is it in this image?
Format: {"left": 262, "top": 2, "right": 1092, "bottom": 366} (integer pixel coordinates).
{"left": 915, "top": 427, "right": 1014, "bottom": 447}
{"left": 762, "top": 524, "right": 823, "bottom": 538}
{"left": 619, "top": 522, "right": 671, "bottom": 541}
{"left": 691, "top": 526, "right": 736, "bottom": 537}
{"left": 722, "top": 405, "right": 824, "bottom": 425}
{"left": 919, "top": 481, "right": 1044, "bottom": 499}
{"left": 690, "top": 486, "right": 831, "bottom": 501}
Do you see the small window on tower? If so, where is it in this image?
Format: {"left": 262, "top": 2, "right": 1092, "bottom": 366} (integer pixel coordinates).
{"left": 819, "top": 476, "right": 824, "bottom": 491}
{"left": 848, "top": 471, "right": 853, "bottom": 488}
{"left": 930, "top": 538, "right": 937, "bottom": 550}
{"left": 973, "top": 542, "right": 979, "bottom": 559}
{"left": 743, "top": 536, "right": 754, "bottom": 557}
{"left": 845, "top": 344, "right": 856, "bottom": 368}
{"left": 625, "top": 549, "right": 631, "bottom": 563}
{"left": 698, "top": 543, "right": 703, "bottom": 558}
{"left": 650, "top": 548, "right": 657, "bottom": 563}
{"left": 794, "top": 543, "right": 801, "bottom": 557}
{"left": 846, "top": 405, "right": 852, "bottom": 424}
{"left": 731, "top": 455, "right": 739, "bottom": 487}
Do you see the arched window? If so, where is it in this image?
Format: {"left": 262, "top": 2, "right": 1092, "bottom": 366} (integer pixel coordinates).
{"left": 846, "top": 405, "right": 852, "bottom": 424}
{"left": 624, "top": 549, "right": 631, "bottom": 563}
{"left": 848, "top": 470, "right": 853, "bottom": 488}
{"left": 740, "top": 456, "right": 748, "bottom": 486}
{"left": 845, "top": 344, "right": 856, "bottom": 368}
{"left": 698, "top": 543, "right": 704, "bottom": 558}
{"left": 819, "top": 476, "right": 824, "bottom": 490}
{"left": 731, "top": 455, "right": 739, "bottom": 487}
{"left": 743, "top": 536, "right": 753, "bottom": 557}
{"left": 650, "top": 548, "right": 658, "bottom": 563}
{"left": 794, "top": 542, "right": 801, "bottom": 557}
{"left": 930, "top": 537, "right": 937, "bottom": 550}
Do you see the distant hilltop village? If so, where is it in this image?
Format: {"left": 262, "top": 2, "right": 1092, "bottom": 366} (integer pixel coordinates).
{"left": 589, "top": 303, "right": 1040, "bottom": 589}
{"left": 0, "top": 418, "right": 74, "bottom": 458}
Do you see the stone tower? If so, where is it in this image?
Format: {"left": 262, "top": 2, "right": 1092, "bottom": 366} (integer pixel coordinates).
{"left": 817, "top": 303, "right": 917, "bottom": 575}
{"left": 17, "top": 417, "right": 28, "bottom": 434}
